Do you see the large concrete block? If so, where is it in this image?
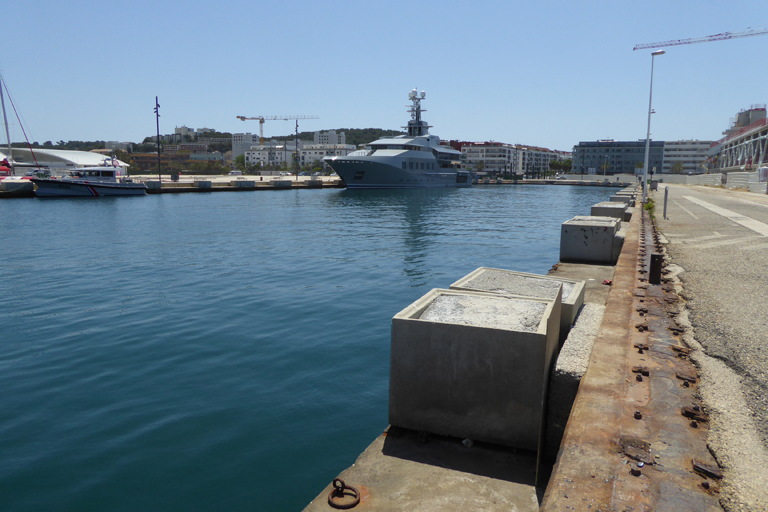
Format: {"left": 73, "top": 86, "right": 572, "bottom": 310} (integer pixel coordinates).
{"left": 590, "top": 201, "right": 626, "bottom": 220}
{"left": 560, "top": 216, "right": 621, "bottom": 264}
{"left": 194, "top": 180, "right": 212, "bottom": 189}
{"left": 271, "top": 180, "right": 292, "bottom": 188}
{"left": 449, "top": 267, "right": 582, "bottom": 343}
{"left": 389, "top": 288, "right": 560, "bottom": 451}
{"left": 609, "top": 194, "right": 634, "bottom": 207}
{"left": 233, "top": 180, "right": 256, "bottom": 188}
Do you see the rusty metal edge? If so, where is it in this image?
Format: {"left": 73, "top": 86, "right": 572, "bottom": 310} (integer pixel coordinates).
{"left": 540, "top": 203, "right": 642, "bottom": 510}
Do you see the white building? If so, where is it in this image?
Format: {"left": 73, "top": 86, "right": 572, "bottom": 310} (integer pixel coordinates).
{"left": 513, "top": 145, "right": 566, "bottom": 175}
{"left": 461, "top": 142, "right": 566, "bottom": 176}
{"left": 314, "top": 130, "right": 346, "bottom": 145}
{"left": 461, "top": 142, "right": 516, "bottom": 174}
{"left": 662, "top": 140, "right": 712, "bottom": 174}
{"left": 245, "top": 142, "right": 355, "bottom": 170}
{"left": 300, "top": 143, "right": 355, "bottom": 169}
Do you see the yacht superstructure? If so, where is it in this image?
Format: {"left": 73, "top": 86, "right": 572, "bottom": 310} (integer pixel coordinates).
{"left": 324, "top": 90, "right": 470, "bottom": 189}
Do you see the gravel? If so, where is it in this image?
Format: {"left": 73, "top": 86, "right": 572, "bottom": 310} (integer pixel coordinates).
{"left": 419, "top": 294, "right": 546, "bottom": 332}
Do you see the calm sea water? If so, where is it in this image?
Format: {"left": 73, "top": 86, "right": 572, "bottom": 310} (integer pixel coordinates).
{"left": 0, "top": 185, "right": 614, "bottom": 511}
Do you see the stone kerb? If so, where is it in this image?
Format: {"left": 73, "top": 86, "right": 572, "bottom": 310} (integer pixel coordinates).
{"left": 389, "top": 288, "right": 560, "bottom": 451}
{"left": 449, "top": 267, "right": 583, "bottom": 344}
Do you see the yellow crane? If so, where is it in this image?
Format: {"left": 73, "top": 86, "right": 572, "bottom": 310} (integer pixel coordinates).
{"left": 235, "top": 115, "right": 319, "bottom": 145}
{"left": 633, "top": 25, "right": 768, "bottom": 51}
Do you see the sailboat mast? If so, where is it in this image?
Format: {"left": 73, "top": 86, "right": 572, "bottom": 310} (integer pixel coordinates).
{"left": 0, "top": 74, "right": 14, "bottom": 176}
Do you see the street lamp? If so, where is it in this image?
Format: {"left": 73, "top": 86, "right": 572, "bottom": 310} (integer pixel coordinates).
{"left": 642, "top": 50, "right": 665, "bottom": 203}
{"left": 604, "top": 154, "right": 608, "bottom": 176}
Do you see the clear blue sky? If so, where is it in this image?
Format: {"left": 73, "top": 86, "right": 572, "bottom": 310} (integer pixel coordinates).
{"left": 2, "top": 0, "right": 767, "bottom": 152}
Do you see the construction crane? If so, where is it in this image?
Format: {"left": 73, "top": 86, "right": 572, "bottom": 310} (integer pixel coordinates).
{"left": 235, "top": 115, "right": 319, "bottom": 144}
{"left": 633, "top": 25, "right": 768, "bottom": 51}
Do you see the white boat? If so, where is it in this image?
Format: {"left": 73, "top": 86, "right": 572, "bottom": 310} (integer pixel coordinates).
{"left": 31, "top": 166, "right": 147, "bottom": 197}
{"left": 324, "top": 90, "right": 471, "bottom": 189}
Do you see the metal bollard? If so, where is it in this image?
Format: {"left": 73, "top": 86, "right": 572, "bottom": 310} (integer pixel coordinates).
{"left": 649, "top": 254, "right": 663, "bottom": 285}
{"left": 663, "top": 186, "right": 669, "bottom": 220}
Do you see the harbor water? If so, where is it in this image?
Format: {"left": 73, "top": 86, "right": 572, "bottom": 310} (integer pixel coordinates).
{"left": 0, "top": 185, "right": 614, "bottom": 511}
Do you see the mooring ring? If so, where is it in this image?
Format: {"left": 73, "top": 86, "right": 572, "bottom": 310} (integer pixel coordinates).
{"left": 328, "top": 478, "right": 360, "bottom": 509}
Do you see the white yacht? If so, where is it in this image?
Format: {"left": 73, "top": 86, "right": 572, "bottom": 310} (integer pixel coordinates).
{"left": 31, "top": 166, "right": 147, "bottom": 197}
{"left": 324, "top": 90, "right": 470, "bottom": 189}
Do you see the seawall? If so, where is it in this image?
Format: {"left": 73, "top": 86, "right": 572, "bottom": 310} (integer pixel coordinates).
{"left": 303, "top": 189, "right": 722, "bottom": 511}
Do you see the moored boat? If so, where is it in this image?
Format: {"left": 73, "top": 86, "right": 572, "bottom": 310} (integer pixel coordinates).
{"left": 324, "top": 90, "right": 470, "bottom": 189}
{"left": 32, "top": 166, "right": 147, "bottom": 197}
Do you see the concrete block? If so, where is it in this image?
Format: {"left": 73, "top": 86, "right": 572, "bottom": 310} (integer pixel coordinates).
{"left": 306, "top": 179, "right": 323, "bottom": 188}
{"left": 194, "top": 180, "right": 212, "bottom": 189}
{"left": 590, "top": 201, "right": 626, "bottom": 220}
{"left": 560, "top": 216, "right": 621, "bottom": 264}
{"left": 0, "top": 179, "right": 34, "bottom": 192}
{"left": 449, "top": 267, "right": 582, "bottom": 343}
{"left": 545, "top": 303, "right": 605, "bottom": 463}
{"left": 389, "top": 288, "right": 560, "bottom": 450}
{"left": 609, "top": 194, "right": 634, "bottom": 207}
{"left": 272, "top": 180, "right": 292, "bottom": 188}
{"left": 623, "top": 206, "right": 632, "bottom": 222}
{"left": 146, "top": 180, "right": 162, "bottom": 189}
{"left": 233, "top": 180, "right": 256, "bottom": 188}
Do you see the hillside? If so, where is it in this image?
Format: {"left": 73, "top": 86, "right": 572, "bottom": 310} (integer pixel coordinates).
{"left": 270, "top": 128, "right": 405, "bottom": 147}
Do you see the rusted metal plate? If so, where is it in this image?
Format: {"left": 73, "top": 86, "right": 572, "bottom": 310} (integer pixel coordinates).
{"left": 541, "top": 207, "right": 722, "bottom": 511}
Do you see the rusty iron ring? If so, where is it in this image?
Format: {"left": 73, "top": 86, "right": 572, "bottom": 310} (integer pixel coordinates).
{"left": 328, "top": 478, "right": 360, "bottom": 509}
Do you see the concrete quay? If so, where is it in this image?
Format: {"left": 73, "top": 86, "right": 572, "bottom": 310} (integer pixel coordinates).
{"left": 305, "top": 190, "right": 727, "bottom": 511}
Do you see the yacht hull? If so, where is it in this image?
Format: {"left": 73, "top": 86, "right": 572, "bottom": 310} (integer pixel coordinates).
{"left": 328, "top": 159, "right": 470, "bottom": 189}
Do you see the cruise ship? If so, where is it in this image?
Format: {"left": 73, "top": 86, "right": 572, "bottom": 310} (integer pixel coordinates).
{"left": 324, "top": 90, "right": 470, "bottom": 189}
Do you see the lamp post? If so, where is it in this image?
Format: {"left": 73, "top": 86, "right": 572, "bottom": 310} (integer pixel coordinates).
{"left": 642, "top": 50, "right": 665, "bottom": 203}
{"left": 604, "top": 154, "right": 608, "bottom": 176}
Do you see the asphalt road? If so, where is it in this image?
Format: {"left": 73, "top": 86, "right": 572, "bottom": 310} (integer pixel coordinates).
{"left": 654, "top": 184, "right": 768, "bottom": 511}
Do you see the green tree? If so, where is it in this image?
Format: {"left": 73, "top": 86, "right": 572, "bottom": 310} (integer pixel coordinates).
{"left": 234, "top": 155, "right": 246, "bottom": 170}
{"left": 671, "top": 161, "right": 684, "bottom": 174}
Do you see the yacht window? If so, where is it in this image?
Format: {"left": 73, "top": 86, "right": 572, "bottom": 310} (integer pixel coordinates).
{"left": 402, "top": 162, "right": 406, "bottom": 169}
{"left": 420, "top": 163, "right": 424, "bottom": 170}
{"left": 101, "top": 171, "right": 113, "bottom": 177}
{"left": 409, "top": 162, "right": 413, "bottom": 170}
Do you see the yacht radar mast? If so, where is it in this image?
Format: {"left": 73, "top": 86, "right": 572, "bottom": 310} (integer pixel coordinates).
{"left": 405, "top": 89, "right": 432, "bottom": 137}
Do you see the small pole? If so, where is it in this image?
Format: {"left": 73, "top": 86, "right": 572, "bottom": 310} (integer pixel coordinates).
{"left": 155, "top": 97, "right": 161, "bottom": 182}
{"left": 663, "top": 186, "right": 669, "bottom": 220}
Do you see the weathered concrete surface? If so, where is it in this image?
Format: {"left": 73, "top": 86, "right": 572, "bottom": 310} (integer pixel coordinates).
{"left": 560, "top": 216, "right": 621, "bottom": 264}
{"left": 591, "top": 201, "right": 627, "bottom": 220}
{"left": 389, "top": 289, "right": 560, "bottom": 450}
{"left": 449, "top": 267, "right": 585, "bottom": 343}
{"left": 303, "top": 428, "right": 540, "bottom": 512}
{"left": 653, "top": 184, "right": 768, "bottom": 511}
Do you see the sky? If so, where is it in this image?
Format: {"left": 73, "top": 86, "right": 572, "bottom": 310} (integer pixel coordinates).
{"left": 2, "top": 0, "right": 767, "bottom": 152}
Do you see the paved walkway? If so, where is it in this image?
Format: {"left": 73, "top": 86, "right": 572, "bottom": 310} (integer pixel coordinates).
{"left": 654, "top": 184, "right": 768, "bottom": 511}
